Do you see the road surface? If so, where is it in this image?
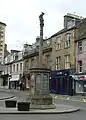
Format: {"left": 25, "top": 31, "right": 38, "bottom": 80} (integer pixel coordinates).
{"left": 0, "top": 89, "right": 86, "bottom": 120}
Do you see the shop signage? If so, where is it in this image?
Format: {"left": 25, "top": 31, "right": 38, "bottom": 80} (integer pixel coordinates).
{"left": 74, "top": 75, "right": 86, "bottom": 80}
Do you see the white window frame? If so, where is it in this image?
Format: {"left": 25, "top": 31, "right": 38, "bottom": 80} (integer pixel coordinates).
{"left": 10, "top": 65, "right": 12, "bottom": 74}
{"left": 78, "top": 60, "right": 82, "bottom": 72}
{"left": 56, "top": 36, "right": 61, "bottom": 50}
{"left": 65, "top": 55, "right": 70, "bottom": 69}
{"left": 16, "top": 64, "right": 19, "bottom": 72}
{"left": 46, "top": 55, "right": 51, "bottom": 68}
{"left": 13, "top": 64, "right": 15, "bottom": 72}
{"left": 65, "top": 33, "right": 70, "bottom": 48}
{"left": 78, "top": 41, "right": 82, "bottom": 53}
{"left": 56, "top": 56, "right": 61, "bottom": 70}
{"left": 20, "top": 63, "right": 22, "bottom": 71}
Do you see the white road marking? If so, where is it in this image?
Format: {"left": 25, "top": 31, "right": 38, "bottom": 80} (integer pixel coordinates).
{"left": 67, "top": 97, "right": 70, "bottom": 100}
{"left": 83, "top": 99, "right": 86, "bottom": 102}
{"left": 54, "top": 96, "right": 58, "bottom": 99}
{"left": 54, "top": 95, "right": 86, "bottom": 103}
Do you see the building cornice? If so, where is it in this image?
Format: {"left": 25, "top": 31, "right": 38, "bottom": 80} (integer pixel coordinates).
{"left": 23, "top": 47, "right": 52, "bottom": 59}
{"left": 5, "top": 58, "right": 23, "bottom": 65}
{"left": 51, "top": 27, "right": 76, "bottom": 38}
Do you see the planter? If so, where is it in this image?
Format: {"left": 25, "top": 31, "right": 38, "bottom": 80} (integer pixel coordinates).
{"left": 5, "top": 100, "right": 17, "bottom": 108}
{"left": 17, "top": 102, "right": 30, "bottom": 111}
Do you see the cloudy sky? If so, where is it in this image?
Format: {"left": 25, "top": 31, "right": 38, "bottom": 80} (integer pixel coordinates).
{"left": 0, "top": 0, "right": 86, "bottom": 51}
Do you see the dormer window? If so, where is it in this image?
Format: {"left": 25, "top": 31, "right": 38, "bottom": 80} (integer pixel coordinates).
{"left": 67, "top": 20, "right": 75, "bottom": 29}
{"left": 15, "top": 53, "right": 18, "bottom": 60}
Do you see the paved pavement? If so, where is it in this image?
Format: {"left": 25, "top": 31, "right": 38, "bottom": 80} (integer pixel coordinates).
{"left": 0, "top": 91, "right": 15, "bottom": 100}
{"left": 0, "top": 104, "right": 79, "bottom": 114}
{"left": 0, "top": 88, "right": 29, "bottom": 101}
{"left": 51, "top": 94, "right": 86, "bottom": 102}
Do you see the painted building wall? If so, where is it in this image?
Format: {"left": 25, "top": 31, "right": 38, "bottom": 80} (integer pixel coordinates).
{"left": 76, "top": 39, "right": 86, "bottom": 73}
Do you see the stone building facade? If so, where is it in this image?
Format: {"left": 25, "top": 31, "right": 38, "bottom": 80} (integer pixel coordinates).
{"left": 23, "top": 37, "right": 52, "bottom": 75}
{"left": 22, "top": 13, "right": 83, "bottom": 77}
{"left": 50, "top": 13, "right": 83, "bottom": 71}
{"left": 1, "top": 50, "right": 24, "bottom": 89}
{"left": 51, "top": 28, "right": 76, "bottom": 70}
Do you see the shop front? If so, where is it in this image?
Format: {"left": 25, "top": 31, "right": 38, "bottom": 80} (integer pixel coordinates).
{"left": 9, "top": 75, "right": 20, "bottom": 89}
{"left": 49, "top": 69, "right": 75, "bottom": 95}
{"left": 1, "top": 74, "right": 12, "bottom": 88}
{"left": 71, "top": 74, "right": 86, "bottom": 95}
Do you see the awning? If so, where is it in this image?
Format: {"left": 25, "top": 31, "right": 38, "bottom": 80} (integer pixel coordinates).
{"left": 10, "top": 78, "right": 19, "bottom": 81}
{"left": 9, "top": 75, "right": 19, "bottom": 81}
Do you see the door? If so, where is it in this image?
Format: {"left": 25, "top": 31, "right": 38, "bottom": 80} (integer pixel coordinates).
{"left": 60, "top": 77, "right": 64, "bottom": 94}
{"left": 83, "top": 81, "right": 86, "bottom": 92}
{"left": 57, "top": 78, "right": 61, "bottom": 94}
{"left": 53, "top": 79, "right": 56, "bottom": 93}
{"left": 63, "top": 77, "right": 67, "bottom": 94}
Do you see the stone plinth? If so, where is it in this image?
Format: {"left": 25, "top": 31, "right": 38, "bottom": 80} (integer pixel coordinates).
{"left": 29, "top": 68, "right": 56, "bottom": 109}
{"left": 31, "top": 94, "right": 52, "bottom": 105}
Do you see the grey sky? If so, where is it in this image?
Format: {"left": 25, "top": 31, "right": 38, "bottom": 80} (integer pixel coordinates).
{"left": 0, "top": 0, "right": 86, "bottom": 51}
